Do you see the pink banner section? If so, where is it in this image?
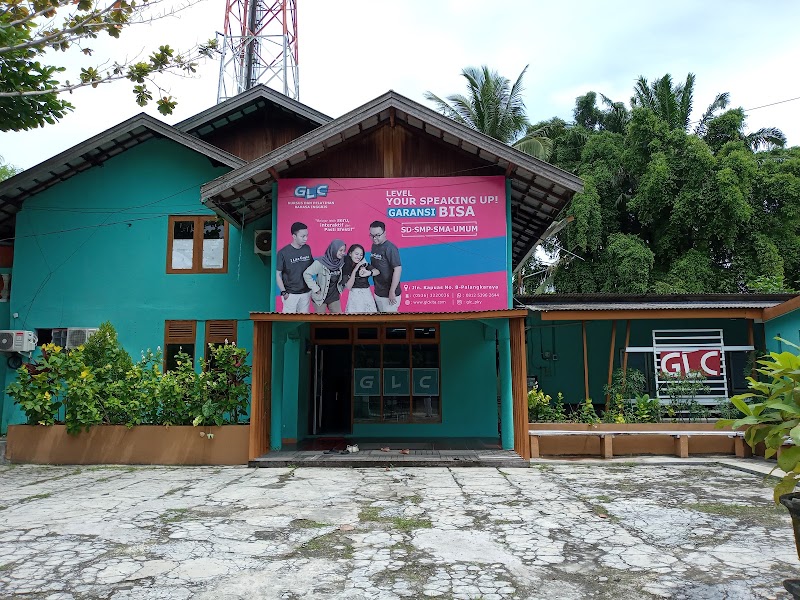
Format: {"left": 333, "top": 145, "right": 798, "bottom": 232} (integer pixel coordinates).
{"left": 400, "top": 272, "right": 508, "bottom": 311}
{"left": 274, "top": 176, "right": 509, "bottom": 314}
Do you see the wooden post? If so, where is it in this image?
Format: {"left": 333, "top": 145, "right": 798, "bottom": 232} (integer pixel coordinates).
{"left": 529, "top": 434, "right": 540, "bottom": 459}
{"left": 605, "top": 320, "right": 617, "bottom": 410}
{"left": 735, "top": 437, "right": 752, "bottom": 458}
{"left": 249, "top": 321, "right": 272, "bottom": 460}
{"left": 510, "top": 317, "right": 530, "bottom": 459}
{"left": 621, "top": 320, "right": 631, "bottom": 380}
{"left": 582, "top": 320, "right": 590, "bottom": 401}
{"left": 674, "top": 435, "right": 689, "bottom": 458}
{"left": 601, "top": 434, "right": 614, "bottom": 459}
{"left": 748, "top": 319, "right": 756, "bottom": 379}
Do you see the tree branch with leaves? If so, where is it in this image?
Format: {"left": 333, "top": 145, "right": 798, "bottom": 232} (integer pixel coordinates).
{"left": 0, "top": 0, "right": 218, "bottom": 131}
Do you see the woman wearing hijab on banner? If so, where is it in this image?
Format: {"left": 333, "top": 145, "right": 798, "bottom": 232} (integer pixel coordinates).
{"left": 303, "top": 239, "right": 347, "bottom": 313}
{"left": 342, "top": 244, "right": 378, "bottom": 313}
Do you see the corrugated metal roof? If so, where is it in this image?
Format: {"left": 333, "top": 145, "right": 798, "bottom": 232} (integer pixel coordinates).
{"left": 518, "top": 294, "right": 797, "bottom": 312}
{"left": 523, "top": 300, "right": 784, "bottom": 311}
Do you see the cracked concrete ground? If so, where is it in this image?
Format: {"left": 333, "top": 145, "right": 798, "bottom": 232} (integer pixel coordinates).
{"left": 0, "top": 461, "right": 798, "bottom": 599}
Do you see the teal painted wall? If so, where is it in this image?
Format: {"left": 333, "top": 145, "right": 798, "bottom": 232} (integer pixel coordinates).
{"left": 765, "top": 309, "right": 800, "bottom": 352}
{"left": 0, "top": 274, "right": 9, "bottom": 429}
{"left": 275, "top": 320, "right": 500, "bottom": 440}
{"left": 527, "top": 314, "right": 762, "bottom": 404}
{"left": 1, "top": 138, "right": 272, "bottom": 432}
{"left": 349, "top": 320, "right": 498, "bottom": 438}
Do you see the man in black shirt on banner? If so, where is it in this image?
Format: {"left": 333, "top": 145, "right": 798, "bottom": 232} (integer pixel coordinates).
{"left": 275, "top": 222, "right": 313, "bottom": 313}
{"left": 369, "top": 220, "right": 402, "bottom": 313}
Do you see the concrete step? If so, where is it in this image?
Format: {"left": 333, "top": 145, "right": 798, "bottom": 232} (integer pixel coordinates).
{"left": 249, "top": 449, "right": 529, "bottom": 468}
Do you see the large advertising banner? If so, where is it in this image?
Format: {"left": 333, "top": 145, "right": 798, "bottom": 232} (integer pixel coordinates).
{"left": 275, "top": 176, "right": 508, "bottom": 313}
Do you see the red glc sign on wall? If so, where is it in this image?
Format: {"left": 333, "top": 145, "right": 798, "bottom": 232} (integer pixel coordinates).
{"left": 658, "top": 350, "right": 722, "bottom": 377}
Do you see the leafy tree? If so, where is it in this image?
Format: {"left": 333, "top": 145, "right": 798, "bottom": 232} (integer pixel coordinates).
{"left": 703, "top": 108, "right": 787, "bottom": 153}
{"left": 425, "top": 65, "right": 552, "bottom": 160}
{"left": 631, "top": 72, "right": 729, "bottom": 134}
{"left": 0, "top": 0, "right": 218, "bottom": 131}
{"left": 536, "top": 75, "right": 798, "bottom": 294}
{"left": 0, "top": 156, "right": 20, "bottom": 180}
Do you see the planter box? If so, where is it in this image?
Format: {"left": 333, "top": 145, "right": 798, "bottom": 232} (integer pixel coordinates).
{"left": 528, "top": 422, "right": 737, "bottom": 457}
{"left": 6, "top": 424, "right": 249, "bottom": 465}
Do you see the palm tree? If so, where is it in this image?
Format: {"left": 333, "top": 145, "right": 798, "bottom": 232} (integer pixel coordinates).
{"left": 702, "top": 107, "right": 787, "bottom": 153}
{"left": 631, "top": 72, "right": 729, "bottom": 134}
{"left": 424, "top": 65, "right": 552, "bottom": 160}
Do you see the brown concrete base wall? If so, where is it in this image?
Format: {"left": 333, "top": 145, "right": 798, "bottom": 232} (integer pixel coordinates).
{"left": 530, "top": 423, "right": 736, "bottom": 457}
{"left": 7, "top": 425, "right": 250, "bottom": 465}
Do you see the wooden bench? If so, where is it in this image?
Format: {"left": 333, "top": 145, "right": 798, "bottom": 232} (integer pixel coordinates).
{"left": 528, "top": 429, "right": 749, "bottom": 459}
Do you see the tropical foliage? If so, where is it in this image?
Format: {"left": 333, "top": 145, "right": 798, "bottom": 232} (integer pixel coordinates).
{"left": 425, "top": 65, "right": 553, "bottom": 160}
{"left": 720, "top": 339, "right": 800, "bottom": 501}
{"left": 0, "top": 0, "right": 217, "bottom": 130}
{"left": 6, "top": 322, "right": 251, "bottom": 432}
{"left": 521, "top": 72, "right": 793, "bottom": 294}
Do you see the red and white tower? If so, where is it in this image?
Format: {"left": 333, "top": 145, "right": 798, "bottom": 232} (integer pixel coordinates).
{"left": 216, "top": 0, "right": 299, "bottom": 103}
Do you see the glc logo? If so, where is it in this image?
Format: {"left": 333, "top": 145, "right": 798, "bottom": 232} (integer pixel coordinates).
{"left": 659, "top": 350, "right": 721, "bottom": 377}
{"left": 294, "top": 184, "right": 329, "bottom": 199}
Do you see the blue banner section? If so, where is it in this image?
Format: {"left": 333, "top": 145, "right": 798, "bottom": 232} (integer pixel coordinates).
{"left": 367, "top": 236, "right": 507, "bottom": 281}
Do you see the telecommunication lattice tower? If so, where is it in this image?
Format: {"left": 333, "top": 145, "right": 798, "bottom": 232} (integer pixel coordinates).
{"left": 216, "top": 0, "right": 299, "bottom": 103}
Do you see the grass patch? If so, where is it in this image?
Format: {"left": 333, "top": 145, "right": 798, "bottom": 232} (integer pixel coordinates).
{"left": 276, "top": 466, "right": 297, "bottom": 485}
{"left": 392, "top": 517, "right": 431, "bottom": 531}
{"left": 161, "top": 508, "right": 190, "bottom": 523}
{"left": 359, "top": 506, "right": 384, "bottom": 522}
{"left": 297, "top": 531, "right": 354, "bottom": 559}
{"left": 686, "top": 502, "right": 786, "bottom": 522}
{"left": 595, "top": 495, "right": 611, "bottom": 502}
{"left": 358, "top": 506, "right": 431, "bottom": 530}
{"left": 0, "top": 563, "right": 13, "bottom": 571}
{"left": 19, "top": 492, "right": 52, "bottom": 503}
{"left": 291, "top": 519, "right": 329, "bottom": 529}
{"left": 588, "top": 503, "right": 618, "bottom": 522}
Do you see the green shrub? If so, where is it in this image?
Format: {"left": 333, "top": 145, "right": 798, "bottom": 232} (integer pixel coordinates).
{"left": 7, "top": 343, "right": 71, "bottom": 426}
{"left": 719, "top": 339, "right": 800, "bottom": 501}
{"left": 158, "top": 351, "right": 199, "bottom": 426}
{"left": 196, "top": 343, "right": 251, "bottom": 426}
{"left": 528, "top": 386, "right": 567, "bottom": 422}
{"left": 574, "top": 398, "right": 600, "bottom": 424}
{"left": 6, "top": 324, "right": 251, "bottom": 433}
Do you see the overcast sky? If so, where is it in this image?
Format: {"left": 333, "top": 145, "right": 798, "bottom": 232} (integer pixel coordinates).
{"left": 4, "top": 0, "right": 800, "bottom": 171}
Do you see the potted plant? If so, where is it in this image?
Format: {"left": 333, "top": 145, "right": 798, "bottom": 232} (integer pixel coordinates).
{"left": 719, "top": 339, "right": 800, "bottom": 597}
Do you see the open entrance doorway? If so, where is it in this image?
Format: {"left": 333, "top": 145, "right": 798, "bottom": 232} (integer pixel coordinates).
{"left": 311, "top": 344, "right": 352, "bottom": 435}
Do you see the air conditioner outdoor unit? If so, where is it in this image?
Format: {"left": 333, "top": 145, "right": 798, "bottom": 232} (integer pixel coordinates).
{"left": 51, "top": 328, "right": 67, "bottom": 348}
{"left": 254, "top": 230, "right": 272, "bottom": 256}
{"left": 65, "top": 327, "right": 99, "bottom": 349}
{"left": 52, "top": 327, "right": 98, "bottom": 349}
{"left": 0, "top": 330, "right": 37, "bottom": 353}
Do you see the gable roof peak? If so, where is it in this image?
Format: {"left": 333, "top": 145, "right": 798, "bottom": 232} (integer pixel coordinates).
{"left": 176, "top": 85, "right": 332, "bottom": 136}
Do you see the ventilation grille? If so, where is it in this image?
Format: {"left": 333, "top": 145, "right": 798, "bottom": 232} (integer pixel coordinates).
{"left": 165, "top": 320, "right": 196, "bottom": 343}
{"left": 206, "top": 320, "right": 236, "bottom": 344}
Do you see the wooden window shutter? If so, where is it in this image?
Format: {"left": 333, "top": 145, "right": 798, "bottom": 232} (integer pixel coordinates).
{"left": 206, "top": 320, "right": 237, "bottom": 345}
{"left": 165, "top": 320, "right": 196, "bottom": 344}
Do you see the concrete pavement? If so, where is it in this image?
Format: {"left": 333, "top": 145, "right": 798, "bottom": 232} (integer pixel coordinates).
{"left": 0, "top": 459, "right": 797, "bottom": 599}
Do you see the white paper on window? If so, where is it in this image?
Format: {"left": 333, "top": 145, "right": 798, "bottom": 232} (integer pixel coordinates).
{"left": 203, "top": 239, "right": 224, "bottom": 269}
{"left": 171, "top": 239, "right": 194, "bottom": 269}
